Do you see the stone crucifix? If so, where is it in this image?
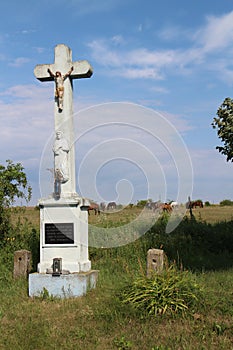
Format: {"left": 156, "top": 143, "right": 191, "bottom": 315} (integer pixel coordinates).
{"left": 34, "top": 44, "right": 93, "bottom": 198}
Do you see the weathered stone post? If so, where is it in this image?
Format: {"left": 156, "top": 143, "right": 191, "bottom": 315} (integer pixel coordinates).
{"left": 14, "top": 250, "right": 31, "bottom": 279}
{"left": 147, "top": 249, "right": 165, "bottom": 277}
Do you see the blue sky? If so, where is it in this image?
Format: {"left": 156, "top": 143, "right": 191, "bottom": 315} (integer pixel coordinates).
{"left": 0, "top": 0, "right": 233, "bottom": 205}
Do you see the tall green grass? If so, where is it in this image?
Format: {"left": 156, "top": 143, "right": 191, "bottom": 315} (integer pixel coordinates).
{"left": 90, "top": 215, "right": 233, "bottom": 273}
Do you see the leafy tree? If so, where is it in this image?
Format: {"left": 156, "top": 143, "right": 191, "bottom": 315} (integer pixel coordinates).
{"left": 212, "top": 97, "right": 233, "bottom": 162}
{"left": 0, "top": 160, "right": 32, "bottom": 240}
{"left": 219, "top": 199, "right": 233, "bottom": 206}
{"left": 0, "top": 160, "right": 31, "bottom": 207}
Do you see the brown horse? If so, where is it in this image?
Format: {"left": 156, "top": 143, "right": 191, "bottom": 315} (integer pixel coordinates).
{"left": 191, "top": 200, "right": 203, "bottom": 209}
{"left": 87, "top": 203, "right": 100, "bottom": 215}
{"left": 161, "top": 202, "right": 173, "bottom": 212}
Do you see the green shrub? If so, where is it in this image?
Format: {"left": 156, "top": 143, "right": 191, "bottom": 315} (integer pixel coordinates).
{"left": 122, "top": 264, "right": 203, "bottom": 316}
{"left": 219, "top": 199, "right": 233, "bottom": 206}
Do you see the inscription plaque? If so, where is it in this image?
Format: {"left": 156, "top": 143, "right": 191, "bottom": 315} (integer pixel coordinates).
{"left": 45, "top": 223, "right": 74, "bottom": 244}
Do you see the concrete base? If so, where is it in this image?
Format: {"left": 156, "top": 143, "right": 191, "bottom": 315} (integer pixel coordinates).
{"left": 29, "top": 270, "right": 98, "bottom": 298}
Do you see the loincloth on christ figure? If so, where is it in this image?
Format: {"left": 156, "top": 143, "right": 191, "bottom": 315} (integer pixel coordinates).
{"left": 55, "top": 86, "right": 64, "bottom": 97}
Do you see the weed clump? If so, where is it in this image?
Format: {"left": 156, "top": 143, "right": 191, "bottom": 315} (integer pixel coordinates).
{"left": 122, "top": 264, "right": 203, "bottom": 317}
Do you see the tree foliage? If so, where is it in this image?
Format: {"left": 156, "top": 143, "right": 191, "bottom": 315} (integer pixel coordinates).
{"left": 0, "top": 160, "right": 32, "bottom": 241}
{"left": 219, "top": 199, "right": 233, "bottom": 206}
{"left": 212, "top": 97, "right": 233, "bottom": 162}
{"left": 0, "top": 160, "right": 32, "bottom": 207}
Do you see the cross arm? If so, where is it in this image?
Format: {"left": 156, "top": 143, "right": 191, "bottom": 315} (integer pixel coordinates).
{"left": 71, "top": 60, "right": 93, "bottom": 79}
{"left": 34, "top": 60, "right": 93, "bottom": 82}
{"left": 34, "top": 64, "right": 55, "bottom": 82}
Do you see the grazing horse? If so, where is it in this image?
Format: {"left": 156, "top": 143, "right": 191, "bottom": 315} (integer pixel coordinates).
{"left": 191, "top": 200, "right": 203, "bottom": 209}
{"left": 146, "top": 201, "right": 161, "bottom": 211}
{"left": 107, "top": 202, "right": 117, "bottom": 210}
{"left": 161, "top": 202, "right": 173, "bottom": 212}
{"left": 170, "top": 201, "right": 178, "bottom": 208}
{"left": 100, "top": 202, "right": 106, "bottom": 211}
{"left": 87, "top": 203, "right": 100, "bottom": 215}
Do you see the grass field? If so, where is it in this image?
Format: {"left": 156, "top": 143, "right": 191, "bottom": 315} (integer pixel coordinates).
{"left": 12, "top": 204, "right": 233, "bottom": 228}
{"left": 0, "top": 204, "right": 232, "bottom": 349}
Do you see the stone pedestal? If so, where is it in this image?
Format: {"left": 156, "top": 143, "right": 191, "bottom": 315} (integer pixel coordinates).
{"left": 38, "top": 196, "right": 91, "bottom": 273}
{"left": 29, "top": 270, "right": 98, "bottom": 298}
{"left": 28, "top": 194, "right": 99, "bottom": 298}
{"left": 37, "top": 195, "right": 91, "bottom": 274}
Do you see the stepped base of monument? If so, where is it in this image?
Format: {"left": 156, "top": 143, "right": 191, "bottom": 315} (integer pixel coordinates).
{"left": 28, "top": 270, "right": 98, "bottom": 298}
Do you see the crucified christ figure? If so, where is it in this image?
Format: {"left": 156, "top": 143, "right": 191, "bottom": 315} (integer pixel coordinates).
{"left": 48, "top": 66, "right": 73, "bottom": 111}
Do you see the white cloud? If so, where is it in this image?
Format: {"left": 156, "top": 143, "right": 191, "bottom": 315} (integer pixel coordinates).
{"left": 119, "top": 67, "right": 163, "bottom": 79}
{"left": 88, "top": 40, "right": 122, "bottom": 66}
{"left": 0, "top": 84, "right": 53, "bottom": 156}
{"left": 88, "top": 39, "right": 182, "bottom": 79}
{"left": 8, "top": 57, "right": 30, "bottom": 67}
{"left": 88, "top": 39, "right": 200, "bottom": 80}
{"left": 34, "top": 47, "right": 46, "bottom": 54}
{"left": 127, "top": 48, "right": 177, "bottom": 66}
{"left": 194, "top": 11, "right": 233, "bottom": 53}
{"left": 150, "top": 86, "right": 169, "bottom": 94}
{"left": 111, "top": 35, "right": 125, "bottom": 45}
{"left": 87, "top": 11, "right": 233, "bottom": 83}
{"left": 158, "top": 25, "right": 190, "bottom": 41}
{"left": 0, "top": 84, "right": 44, "bottom": 99}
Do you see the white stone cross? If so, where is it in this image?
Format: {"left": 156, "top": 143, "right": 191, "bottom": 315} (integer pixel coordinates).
{"left": 34, "top": 44, "right": 93, "bottom": 197}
